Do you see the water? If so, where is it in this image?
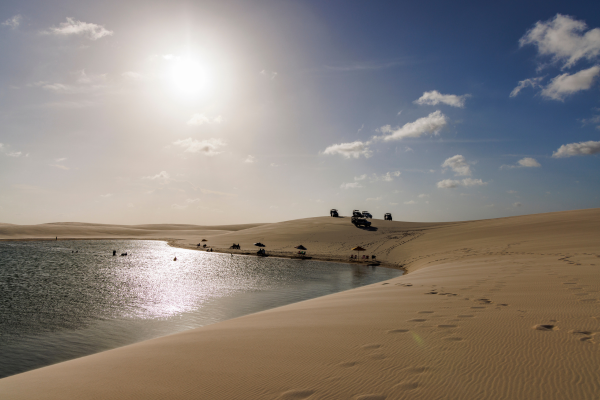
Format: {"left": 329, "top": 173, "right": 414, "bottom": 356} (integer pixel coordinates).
{"left": 0, "top": 240, "right": 401, "bottom": 378}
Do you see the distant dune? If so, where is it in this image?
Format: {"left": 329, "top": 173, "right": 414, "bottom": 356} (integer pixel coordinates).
{"left": 1, "top": 209, "right": 599, "bottom": 399}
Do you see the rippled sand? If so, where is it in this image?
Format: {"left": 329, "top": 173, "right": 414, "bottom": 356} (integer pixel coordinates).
{"left": 1, "top": 209, "right": 599, "bottom": 399}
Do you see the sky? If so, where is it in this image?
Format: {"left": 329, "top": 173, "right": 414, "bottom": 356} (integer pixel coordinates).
{"left": 1, "top": 0, "right": 599, "bottom": 225}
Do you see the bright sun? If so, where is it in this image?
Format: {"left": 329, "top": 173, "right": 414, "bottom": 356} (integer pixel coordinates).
{"left": 169, "top": 57, "right": 211, "bottom": 95}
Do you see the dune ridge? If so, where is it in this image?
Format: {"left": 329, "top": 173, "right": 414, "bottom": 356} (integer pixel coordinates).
{"left": 1, "top": 209, "right": 599, "bottom": 399}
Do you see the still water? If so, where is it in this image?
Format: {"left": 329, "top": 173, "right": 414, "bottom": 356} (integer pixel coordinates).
{"left": 0, "top": 240, "right": 402, "bottom": 378}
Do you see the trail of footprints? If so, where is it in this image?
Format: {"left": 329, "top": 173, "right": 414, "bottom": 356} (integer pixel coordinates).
{"left": 278, "top": 259, "right": 599, "bottom": 399}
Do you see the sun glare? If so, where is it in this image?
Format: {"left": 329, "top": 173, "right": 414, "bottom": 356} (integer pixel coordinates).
{"left": 169, "top": 57, "right": 211, "bottom": 95}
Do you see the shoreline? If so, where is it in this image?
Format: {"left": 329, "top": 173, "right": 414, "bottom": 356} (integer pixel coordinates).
{"left": 1, "top": 210, "right": 599, "bottom": 399}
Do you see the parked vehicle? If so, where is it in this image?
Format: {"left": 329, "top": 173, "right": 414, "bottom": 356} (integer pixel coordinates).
{"left": 384, "top": 213, "right": 393, "bottom": 221}
{"left": 330, "top": 209, "right": 339, "bottom": 217}
{"left": 351, "top": 216, "right": 372, "bottom": 228}
{"left": 352, "top": 209, "right": 362, "bottom": 217}
{"left": 362, "top": 211, "right": 372, "bottom": 219}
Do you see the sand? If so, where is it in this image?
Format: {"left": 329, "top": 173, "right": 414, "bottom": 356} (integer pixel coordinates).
{"left": 1, "top": 209, "right": 599, "bottom": 399}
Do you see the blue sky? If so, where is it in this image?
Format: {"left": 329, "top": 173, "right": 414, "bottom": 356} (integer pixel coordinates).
{"left": 0, "top": 0, "right": 599, "bottom": 224}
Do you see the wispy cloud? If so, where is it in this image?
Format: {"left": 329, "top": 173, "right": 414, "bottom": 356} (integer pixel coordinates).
{"left": 540, "top": 65, "right": 600, "bottom": 100}
{"left": 414, "top": 90, "right": 470, "bottom": 108}
{"left": 143, "top": 171, "right": 170, "bottom": 183}
{"left": 519, "top": 14, "right": 600, "bottom": 70}
{"left": 437, "top": 178, "right": 487, "bottom": 189}
{"left": 260, "top": 69, "right": 277, "bottom": 79}
{"left": 44, "top": 18, "right": 113, "bottom": 40}
{"left": 552, "top": 140, "right": 600, "bottom": 157}
{"left": 404, "top": 200, "right": 416, "bottom": 205}
{"left": 44, "top": 17, "right": 113, "bottom": 40}
{"left": 0, "top": 143, "right": 23, "bottom": 157}
{"left": 244, "top": 155, "right": 255, "bottom": 163}
{"left": 442, "top": 155, "right": 472, "bottom": 176}
{"left": 340, "top": 182, "right": 362, "bottom": 189}
{"left": 366, "top": 196, "right": 382, "bottom": 201}
{"left": 376, "top": 111, "right": 447, "bottom": 141}
{"left": 172, "top": 138, "right": 225, "bottom": 156}
{"left": 501, "top": 157, "right": 541, "bottom": 169}
{"left": 510, "top": 77, "right": 545, "bottom": 97}
{"left": 187, "top": 113, "right": 224, "bottom": 126}
{"left": 2, "top": 15, "right": 22, "bottom": 29}
{"left": 371, "top": 171, "right": 401, "bottom": 182}
{"left": 323, "top": 141, "right": 372, "bottom": 159}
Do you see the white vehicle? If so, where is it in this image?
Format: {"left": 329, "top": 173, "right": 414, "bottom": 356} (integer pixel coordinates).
{"left": 362, "top": 211, "right": 372, "bottom": 219}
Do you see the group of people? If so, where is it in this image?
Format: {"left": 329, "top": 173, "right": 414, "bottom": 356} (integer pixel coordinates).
{"left": 230, "top": 243, "right": 241, "bottom": 249}
{"left": 257, "top": 248, "right": 266, "bottom": 255}
{"left": 350, "top": 254, "right": 375, "bottom": 260}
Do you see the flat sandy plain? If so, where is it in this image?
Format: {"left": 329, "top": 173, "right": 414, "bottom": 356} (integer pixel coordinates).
{"left": 0, "top": 209, "right": 599, "bottom": 399}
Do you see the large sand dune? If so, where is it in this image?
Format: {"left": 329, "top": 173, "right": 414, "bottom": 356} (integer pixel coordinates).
{"left": 1, "top": 209, "right": 599, "bottom": 399}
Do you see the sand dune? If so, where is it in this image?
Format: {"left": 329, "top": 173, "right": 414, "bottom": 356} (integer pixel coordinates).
{"left": 1, "top": 209, "right": 599, "bottom": 399}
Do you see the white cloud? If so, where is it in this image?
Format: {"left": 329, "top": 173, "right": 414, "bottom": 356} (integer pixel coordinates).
{"left": 518, "top": 157, "right": 541, "bottom": 167}
{"left": 437, "top": 178, "right": 487, "bottom": 189}
{"left": 100, "top": 193, "right": 112, "bottom": 198}
{"left": 442, "top": 155, "right": 472, "bottom": 176}
{"left": 414, "top": 90, "right": 470, "bottom": 108}
{"left": 354, "top": 174, "right": 367, "bottom": 181}
{"left": 46, "top": 17, "right": 113, "bottom": 40}
{"left": 418, "top": 194, "right": 429, "bottom": 198}
{"left": 519, "top": 14, "right": 600, "bottom": 69}
{"left": 389, "top": 202, "right": 398, "bottom": 206}
{"left": 366, "top": 197, "right": 382, "bottom": 201}
{"left": 187, "top": 113, "right": 223, "bottom": 126}
{"left": 372, "top": 171, "right": 401, "bottom": 182}
{"left": 376, "top": 111, "right": 447, "bottom": 141}
{"left": 323, "top": 141, "right": 372, "bottom": 158}
{"left": 501, "top": 157, "right": 541, "bottom": 169}
{"left": 172, "top": 198, "right": 201, "bottom": 210}
{"left": 541, "top": 65, "right": 600, "bottom": 100}
{"left": 340, "top": 182, "right": 362, "bottom": 189}
{"left": 143, "top": 171, "right": 170, "bottom": 183}
{"left": 2, "top": 15, "right": 22, "bottom": 29}
{"left": 510, "top": 77, "right": 545, "bottom": 97}
{"left": 507, "top": 190, "right": 518, "bottom": 194}
{"left": 260, "top": 69, "right": 277, "bottom": 79}
{"left": 580, "top": 114, "right": 600, "bottom": 128}
{"left": 172, "top": 138, "right": 225, "bottom": 156}
{"left": 50, "top": 164, "right": 69, "bottom": 170}
{"left": 0, "top": 143, "right": 22, "bottom": 157}
{"left": 244, "top": 155, "right": 255, "bottom": 163}
{"left": 404, "top": 200, "right": 416, "bottom": 205}
{"left": 55, "top": 157, "right": 66, "bottom": 162}
{"left": 552, "top": 140, "right": 600, "bottom": 157}
{"left": 513, "top": 202, "right": 522, "bottom": 207}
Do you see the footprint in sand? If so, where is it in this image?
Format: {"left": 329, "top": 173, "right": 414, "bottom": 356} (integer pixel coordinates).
{"left": 457, "top": 314, "right": 474, "bottom": 318}
{"left": 278, "top": 389, "right": 315, "bottom": 399}
{"left": 387, "top": 329, "right": 409, "bottom": 334}
{"left": 361, "top": 344, "right": 381, "bottom": 350}
{"left": 338, "top": 361, "right": 358, "bottom": 368}
{"left": 533, "top": 324, "right": 557, "bottom": 331}
{"left": 408, "top": 319, "right": 427, "bottom": 322}
{"left": 579, "top": 298, "right": 598, "bottom": 303}
{"left": 443, "top": 337, "right": 464, "bottom": 341}
{"left": 353, "top": 395, "right": 386, "bottom": 400}
{"left": 437, "top": 324, "right": 457, "bottom": 328}
{"left": 471, "top": 306, "right": 486, "bottom": 309}
{"left": 417, "top": 311, "right": 434, "bottom": 314}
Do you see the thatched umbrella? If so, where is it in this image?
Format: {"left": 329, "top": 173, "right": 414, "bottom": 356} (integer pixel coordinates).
{"left": 295, "top": 245, "right": 307, "bottom": 250}
{"left": 352, "top": 246, "right": 366, "bottom": 259}
{"left": 201, "top": 239, "right": 208, "bottom": 242}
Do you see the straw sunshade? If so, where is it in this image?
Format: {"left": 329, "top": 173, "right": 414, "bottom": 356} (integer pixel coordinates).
{"left": 201, "top": 239, "right": 208, "bottom": 242}
{"left": 295, "top": 245, "right": 307, "bottom": 250}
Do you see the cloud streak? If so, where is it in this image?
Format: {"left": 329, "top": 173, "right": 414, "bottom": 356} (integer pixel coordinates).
{"left": 442, "top": 155, "right": 472, "bottom": 176}
{"left": 323, "top": 141, "right": 372, "bottom": 159}
{"left": 552, "top": 140, "right": 600, "bottom": 157}
{"left": 414, "top": 90, "right": 470, "bottom": 108}
{"left": 173, "top": 138, "right": 226, "bottom": 156}
{"left": 540, "top": 65, "right": 600, "bottom": 100}
{"left": 45, "top": 18, "right": 113, "bottom": 40}
{"left": 376, "top": 111, "right": 447, "bottom": 141}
